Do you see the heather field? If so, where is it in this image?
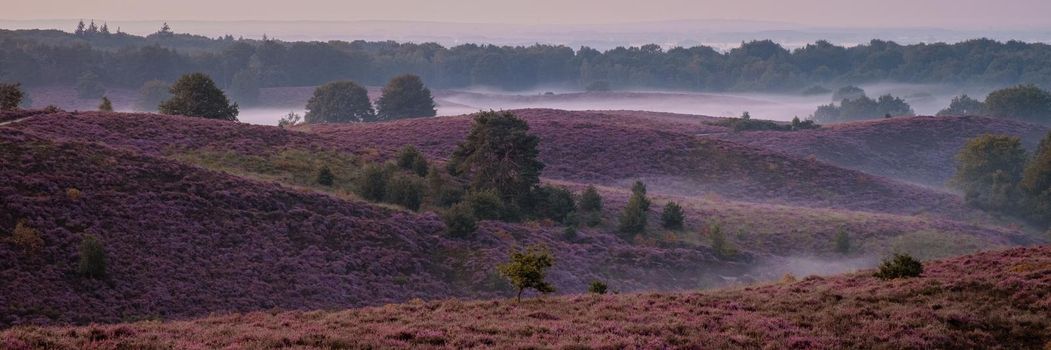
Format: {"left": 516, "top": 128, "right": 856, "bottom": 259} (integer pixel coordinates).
{"left": 3, "top": 246, "right": 1048, "bottom": 349}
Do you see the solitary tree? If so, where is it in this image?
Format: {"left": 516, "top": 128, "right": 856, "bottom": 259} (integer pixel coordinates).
{"left": 448, "top": 111, "right": 543, "bottom": 213}
{"left": 874, "top": 253, "right": 923, "bottom": 280}
{"left": 0, "top": 83, "right": 24, "bottom": 110}
{"left": 376, "top": 74, "right": 437, "bottom": 120}
{"left": 77, "top": 235, "right": 107, "bottom": 279}
{"left": 159, "top": 73, "right": 239, "bottom": 121}
{"left": 304, "top": 81, "right": 375, "bottom": 123}
{"left": 950, "top": 134, "right": 1028, "bottom": 212}
{"left": 618, "top": 180, "right": 650, "bottom": 238}
{"left": 660, "top": 202, "right": 685, "bottom": 230}
{"left": 98, "top": 96, "right": 113, "bottom": 112}
{"left": 497, "top": 245, "right": 555, "bottom": 302}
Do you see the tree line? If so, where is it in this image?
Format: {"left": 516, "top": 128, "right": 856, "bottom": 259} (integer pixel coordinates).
{"left": 3, "top": 25, "right": 1051, "bottom": 94}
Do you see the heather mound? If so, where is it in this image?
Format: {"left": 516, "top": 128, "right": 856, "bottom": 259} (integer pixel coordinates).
{"left": 0, "top": 128, "right": 737, "bottom": 328}
{"left": 710, "top": 115, "right": 1050, "bottom": 187}
{"left": 5, "top": 246, "right": 1048, "bottom": 349}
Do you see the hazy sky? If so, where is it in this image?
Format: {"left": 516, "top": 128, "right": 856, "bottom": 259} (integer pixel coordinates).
{"left": 5, "top": 0, "right": 1051, "bottom": 29}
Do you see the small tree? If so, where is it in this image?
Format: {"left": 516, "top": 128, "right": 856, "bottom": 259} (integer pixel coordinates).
{"left": 159, "top": 73, "right": 239, "bottom": 121}
{"left": 588, "top": 281, "right": 608, "bottom": 294}
{"left": 304, "top": 81, "right": 375, "bottom": 123}
{"left": 533, "top": 185, "right": 576, "bottom": 224}
{"left": 618, "top": 181, "right": 650, "bottom": 238}
{"left": 76, "top": 72, "right": 105, "bottom": 99}
{"left": 443, "top": 202, "right": 477, "bottom": 238}
{"left": 874, "top": 253, "right": 923, "bottom": 279}
{"left": 98, "top": 96, "right": 113, "bottom": 112}
{"left": 376, "top": 74, "right": 437, "bottom": 120}
{"left": 316, "top": 166, "right": 334, "bottom": 186}
{"left": 834, "top": 228, "right": 851, "bottom": 254}
{"left": 579, "top": 185, "right": 603, "bottom": 227}
{"left": 708, "top": 223, "right": 736, "bottom": 259}
{"left": 465, "top": 189, "right": 505, "bottom": 221}
{"left": 135, "top": 80, "right": 170, "bottom": 112}
{"left": 950, "top": 134, "right": 1028, "bottom": 212}
{"left": 497, "top": 245, "right": 555, "bottom": 302}
{"left": 277, "top": 111, "right": 302, "bottom": 128}
{"left": 0, "top": 82, "right": 25, "bottom": 110}
{"left": 77, "top": 235, "right": 107, "bottom": 279}
{"left": 396, "top": 145, "right": 429, "bottom": 176}
{"left": 385, "top": 174, "right": 425, "bottom": 211}
{"left": 660, "top": 202, "right": 685, "bottom": 230}
{"left": 357, "top": 164, "right": 390, "bottom": 201}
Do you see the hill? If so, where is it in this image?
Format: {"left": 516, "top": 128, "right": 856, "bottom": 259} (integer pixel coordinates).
{"left": 710, "top": 115, "right": 1050, "bottom": 187}
{"left": 3, "top": 245, "right": 1048, "bottom": 349}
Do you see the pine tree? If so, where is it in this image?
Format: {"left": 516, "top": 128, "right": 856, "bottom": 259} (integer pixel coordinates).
{"left": 158, "top": 73, "right": 239, "bottom": 121}
{"left": 98, "top": 96, "right": 113, "bottom": 112}
{"left": 618, "top": 181, "right": 650, "bottom": 238}
{"left": 660, "top": 202, "right": 685, "bottom": 230}
{"left": 75, "top": 20, "right": 86, "bottom": 36}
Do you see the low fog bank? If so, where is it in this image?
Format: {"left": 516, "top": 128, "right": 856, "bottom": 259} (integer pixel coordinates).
{"left": 745, "top": 255, "right": 879, "bottom": 282}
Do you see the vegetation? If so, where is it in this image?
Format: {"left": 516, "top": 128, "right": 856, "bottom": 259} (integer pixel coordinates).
{"left": 0, "top": 82, "right": 24, "bottom": 110}
{"left": 578, "top": 185, "right": 603, "bottom": 227}
{"left": 660, "top": 202, "right": 685, "bottom": 230}
{"left": 135, "top": 80, "right": 170, "bottom": 112}
{"left": 11, "top": 219, "right": 43, "bottom": 254}
{"left": 834, "top": 228, "right": 851, "bottom": 254}
{"left": 708, "top": 112, "right": 819, "bottom": 131}
{"left": 949, "top": 135, "right": 1027, "bottom": 213}
{"left": 618, "top": 181, "right": 650, "bottom": 238}
{"left": 75, "top": 71, "right": 105, "bottom": 98}
{"left": 832, "top": 86, "right": 866, "bottom": 101}
{"left": 376, "top": 74, "right": 437, "bottom": 120}
{"left": 707, "top": 223, "right": 736, "bottom": 259}
{"left": 395, "top": 145, "right": 429, "bottom": 177}
{"left": 357, "top": 164, "right": 390, "bottom": 201}
{"left": 873, "top": 253, "right": 923, "bottom": 279}
{"left": 448, "top": 111, "right": 543, "bottom": 216}
{"left": 304, "top": 81, "right": 375, "bottom": 123}
{"left": 316, "top": 166, "right": 334, "bottom": 186}
{"left": 385, "top": 174, "right": 425, "bottom": 211}
{"left": 464, "top": 189, "right": 504, "bottom": 220}
{"left": 588, "top": 281, "right": 608, "bottom": 294}
{"left": 98, "top": 96, "right": 113, "bottom": 112}
{"left": 532, "top": 185, "right": 577, "bottom": 224}
{"left": 442, "top": 203, "right": 477, "bottom": 238}
{"left": 1021, "top": 132, "right": 1051, "bottom": 226}
{"left": 277, "top": 111, "right": 302, "bottom": 128}
{"left": 984, "top": 84, "right": 1051, "bottom": 124}
{"left": 813, "top": 94, "right": 914, "bottom": 123}
{"left": 497, "top": 245, "right": 555, "bottom": 302}
{"left": 159, "top": 73, "right": 239, "bottom": 121}
{"left": 77, "top": 234, "right": 107, "bottom": 279}
{"left": 937, "top": 94, "right": 986, "bottom": 116}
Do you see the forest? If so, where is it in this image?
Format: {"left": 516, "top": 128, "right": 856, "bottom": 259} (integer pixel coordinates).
{"left": 3, "top": 24, "right": 1051, "bottom": 93}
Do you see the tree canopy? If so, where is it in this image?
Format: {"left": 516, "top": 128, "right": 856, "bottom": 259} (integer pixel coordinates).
{"left": 448, "top": 111, "right": 543, "bottom": 211}
{"left": 497, "top": 245, "right": 555, "bottom": 302}
{"left": 158, "top": 73, "right": 239, "bottom": 121}
{"left": 984, "top": 84, "right": 1051, "bottom": 124}
{"left": 950, "top": 134, "right": 1028, "bottom": 212}
{"left": 304, "top": 81, "right": 375, "bottom": 123}
{"left": 376, "top": 74, "right": 436, "bottom": 120}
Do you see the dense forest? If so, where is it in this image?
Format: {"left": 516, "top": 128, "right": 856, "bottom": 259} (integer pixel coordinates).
{"left": 3, "top": 23, "right": 1051, "bottom": 93}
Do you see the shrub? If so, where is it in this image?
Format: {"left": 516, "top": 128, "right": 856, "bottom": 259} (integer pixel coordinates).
{"left": 984, "top": 84, "right": 1051, "bottom": 123}
{"left": 426, "top": 170, "right": 464, "bottom": 207}
{"left": 11, "top": 219, "right": 43, "bottom": 254}
{"left": 396, "top": 145, "right": 429, "bottom": 177}
{"left": 277, "top": 111, "right": 302, "bottom": 128}
{"left": 464, "top": 189, "right": 505, "bottom": 220}
{"left": 533, "top": 185, "right": 576, "bottom": 224}
{"left": 950, "top": 134, "right": 1027, "bottom": 212}
{"left": 66, "top": 187, "right": 82, "bottom": 200}
{"left": 304, "top": 80, "right": 375, "bottom": 123}
{"left": 78, "top": 235, "right": 107, "bottom": 279}
{"left": 135, "top": 80, "right": 170, "bottom": 112}
{"left": 0, "top": 82, "right": 25, "bottom": 110}
{"left": 357, "top": 164, "right": 390, "bottom": 201}
{"left": 873, "top": 253, "right": 923, "bottom": 280}
{"left": 376, "top": 74, "right": 437, "bottom": 120}
{"left": 448, "top": 110, "right": 543, "bottom": 211}
{"left": 76, "top": 72, "right": 105, "bottom": 99}
{"left": 497, "top": 245, "right": 555, "bottom": 302}
{"left": 588, "top": 281, "right": 608, "bottom": 294}
{"left": 442, "top": 202, "right": 477, "bottom": 238}
{"left": 618, "top": 181, "right": 650, "bottom": 238}
{"left": 834, "top": 228, "right": 851, "bottom": 254}
{"left": 316, "top": 166, "right": 334, "bottom": 186}
{"left": 385, "top": 174, "right": 425, "bottom": 211}
{"left": 98, "top": 96, "right": 113, "bottom": 112}
{"left": 159, "top": 73, "right": 239, "bottom": 121}
{"left": 708, "top": 223, "right": 736, "bottom": 259}
{"left": 579, "top": 185, "right": 603, "bottom": 227}
{"left": 660, "top": 202, "right": 685, "bottom": 230}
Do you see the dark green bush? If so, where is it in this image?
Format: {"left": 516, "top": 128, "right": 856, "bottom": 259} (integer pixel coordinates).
{"left": 618, "top": 181, "right": 650, "bottom": 238}
{"left": 77, "top": 235, "right": 107, "bottom": 279}
{"left": 357, "top": 164, "right": 390, "bottom": 201}
{"left": 316, "top": 166, "right": 334, "bottom": 186}
{"left": 396, "top": 145, "right": 429, "bottom": 176}
{"left": 426, "top": 170, "right": 464, "bottom": 207}
{"left": 159, "top": 73, "right": 238, "bottom": 121}
{"left": 533, "top": 185, "right": 576, "bottom": 224}
{"left": 834, "top": 228, "right": 851, "bottom": 254}
{"left": 660, "top": 202, "right": 685, "bottom": 230}
{"left": 588, "top": 281, "right": 608, "bottom": 294}
{"left": 465, "top": 189, "right": 505, "bottom": 221}
{"left": 385, "top": 174, "right": 425, "bottom": 211}
{"left": 0, "top": 82, "right": 25, "bottom": 110}
{"left": 874, "top": 253, "right": 923, "bottom": 279}
{"left": 442, "top": 203, "right": 477, "bottom": 238}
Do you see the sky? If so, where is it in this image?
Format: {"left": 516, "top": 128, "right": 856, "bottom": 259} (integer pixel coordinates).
{"left": 4, "top": 0, "right": 1051, "bottom": 29}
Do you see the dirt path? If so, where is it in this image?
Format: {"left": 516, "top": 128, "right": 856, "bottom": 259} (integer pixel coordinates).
{"left": 0, "top": 116, "right": 34, "bottom": 126}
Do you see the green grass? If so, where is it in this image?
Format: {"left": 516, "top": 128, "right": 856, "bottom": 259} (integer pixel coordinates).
{"left": 172, "top": 148, "right": 365, "bottom": 199}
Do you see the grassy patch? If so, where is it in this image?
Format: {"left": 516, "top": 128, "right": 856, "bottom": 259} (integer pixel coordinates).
{"left": 172, "top": 148, "right": 363, "bottom": 197}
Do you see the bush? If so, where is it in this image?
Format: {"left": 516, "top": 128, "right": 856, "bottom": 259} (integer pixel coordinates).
{"left": 497, "top": 245, "right": 555, "bottom": 302}
{"left": 984, "top": 84, "right": 1051, "bottom": 123}
{"left": 304, "top": 80, "right": 375, "bottom": 123}
{"left": 159, "top": 73, "right": 238, "bottom": 121}
{"left": 396, "top": 145, "right": 429, "bottom": 177}
{"left": 533, "top": 185, "right": 576, "bottom": 224}
{"left": 873, "top": 253, "right": 923, "bottom": 279}
{"left": 708, "top": 223, "right": 736, "bottom": 259}
{"left": 950, "top": 134, "right": 1027, "bottom": 212}
{"left": 135, "top": 80, "right": 170, "bottom": 112}
{"left": 316, "top": 166, "right": 334, "bottom": 186}
{"left": 66, "top": 187, "right": 82, "bottom": 200}
{"left": 277, "top": 111, "right": 302, "bottom": 128}
{"left": 426, "top": 170, "right": 464, "bottom": 207}
{"left": 834, "top": 228, "right": 851, "bottom": 254}
{"left": 588, "top": 281, "right": 608, "bottom": 294}
{"left": 618, "top": 181, "right": 650, "bottom": 238}
{"left": 442, "top": 202, "right": 477, "bottom": 238}
{"left": 0, "top": 82, "right": 25, "bottom": 110}
{"left": 579, "top": 185, "right": 603, "bottom": 227}
{"left": 77, "top": 235, "right": 107, "bottom": 279}
{"left": 357, "top": 164, "right": 390, "bottom": 201}
{"left": 98, "top": 96, "right": 113, "bottom": 112}
{"left": 660, "top": 202, "right": 685, "bottom": 230}
{"left": 76, "top": 72, "right": 105, "bottom": 99}
{"left": 376, "top": 74, "right": 437, "bottom": 120}
{"left": 813, "top": 94, "right": 914, "bottom": 123}
{"left": 385, "top": 174, "right": 425, "bottom": 211}
{"left": 465, "top": 189, "right": 505, "bottom": 220}
{"left": 11, "top": 219, "right": 43, "bottom": 254}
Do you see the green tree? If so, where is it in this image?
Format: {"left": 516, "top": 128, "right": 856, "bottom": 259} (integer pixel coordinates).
{"left": 135, "top": 80, "right": 170, "bottom": 112}
{"left": 874, "top": 253, "right": 923, "bottom": 279}
{"left": 464, "top": 189, "right": 505, "bottom": 220}
{"left": 618, "top": 181, "right": 650, "bottom": 238}
{"left": 950, "top": 134, "right": 1028, "bottom": 212}
{"left": 660, "top": 202, "right": 685, "bottom": 230}
{"left": 0, "top": 82, "right": 24, "bottom": 110}
{"left": 304, "top": 81, "right": 375, "bottom": 123}
{"left": 396, "top": 145, "right": 429, "bottom": 176}
{"left": 579, "top": 185, "right": 604, "bottom": 227}
{"left": 834, "top": 228, "right": 851, "bottom": 254}
{"left": 159, "top": 73, "right": 239, "bottom": 121}
{"left": 1021, "top": 132, "right": 1051, "bottom": 225}
{"left": 937, "top": 94, "right": 986, "bottom": 116}
{"left": 316, "top": 166, "right": 334, "bottom": 186}
{"left": 448, "top": 111, "right": 543, "bottom": 213}
{"left": 533, "top": 185, "right": 576, "bottom": 224}
{"left": 708, "top": 223, "right": 736, "bottom": 259}
{"left": 357, "top": 163, "right": 390, "bottom": 201}
{"left": 426, "top": 169, "right": 463, "bottom": 207}
{"left": 985, "top": 84, "right": 1051, "bottom": 123}
{"left": 229, "top": 69, "right": 261, "bottom": 106}
{"left": 376, "top": 74, "right": 436, "bottom": 120}
{"left": 77, "top": 235, "right": 107, "bottom": 279}
{"left": 497, "top": 245, "right": 555, "bottom": 302}
{"left": 442, "top": 202, "right": 477, "bottom": 238}
{"left": 385, "top": 174, "right": 425, "bottom": 211}
{"left": 76, "top": 72, "right": 105, "bottom": 99}
{"left": 98, "top": 96, "right": 113, "bottom": 112}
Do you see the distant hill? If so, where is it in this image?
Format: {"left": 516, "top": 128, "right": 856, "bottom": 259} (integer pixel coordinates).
{"left": 4, "top": 245, "right": 1047, "bottom": 349}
